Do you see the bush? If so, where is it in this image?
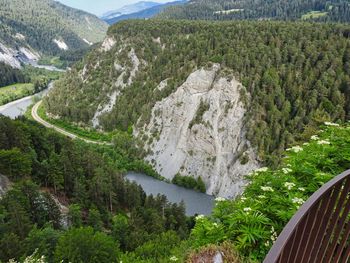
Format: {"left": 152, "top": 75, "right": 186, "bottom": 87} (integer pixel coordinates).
{"left": 191, "top": 122, "right": 350, "bottom": 261}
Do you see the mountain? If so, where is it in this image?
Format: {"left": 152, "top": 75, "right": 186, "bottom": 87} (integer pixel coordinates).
{"left": 103, "top": 1, "right": 187, "bottom": 25}
{"left": 0, "top": 0, "right": 108, "bottom": 68}
{"left": 101, "top": 1, "right": 161, "bottom": 21}
{"left": 159, "top": 0, "right": 350, "bottom": 22}
{"left": 44, "top": 20, "right": 350, "bottom": 196}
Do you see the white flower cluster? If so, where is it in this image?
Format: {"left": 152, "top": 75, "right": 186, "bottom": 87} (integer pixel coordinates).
{"left": 255, "top": 167, "right": 269, "bottom": 173}
{"left": 215, "top": 197, "right": 226, "bottom": 202}
{"left": 298, "top": 187, "right": 305, "bottom": 192}
{"left": 261, "top": 186, "right": 274, "bottom": 192}
{"left": 324, "top": 122, "right": 340, "bottom": 127}
{"left": 282, "top": 168, "right": 293, "bottom": 174}
{"left": 292, "top": 197, "right": 304, "bottom": 205}
{"left": 258, "top": 195, "right": 266, "bottom": 199}
{"left": 286, "top": 146, "right": 303, "bottom": 153}
{"left": 213, "top": 222, "right": 219, "bottom": 227}
{"left": 241, "top": 197, "right": 247, "bottom": 201}
{"left": 270, "top": 226, "right": 278, "bottom": 242}
{"left": 284, "top": 182, "right": 296, "bottom": 190}
{"left": 9, "top": 250, "right": 47, "bottom": 263}
{"left": 243, "top": 207, "right": 252, "bottom": 212}
{"left": 311, "top": 135, "right": 319, "bottom": 140}
{"left": 195, "top": 214, "right": 205, "bottom": 221}
{"left": 317, "top": 139, "right": 331, "bottom": 145}
{"left": 170, "top": 256, "right": 179, "bottom": 261}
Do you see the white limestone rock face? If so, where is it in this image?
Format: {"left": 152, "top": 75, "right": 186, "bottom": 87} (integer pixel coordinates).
{"left": 53, "top": 39, "right": 68, "bottom": 50}
{"left": 100, "top": 37, "right": 116, "bottom": 52}
{"left": 137, "top": 64, "right": 259, "bottom": 198}
{"left": 0, "top": 42, "right": 21, "bottom": 68}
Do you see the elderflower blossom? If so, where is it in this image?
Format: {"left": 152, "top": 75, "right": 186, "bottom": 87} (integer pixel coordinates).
{"left": 243, "top": 207, "right": 252, "bottom": 212}
{"left": 292, "top": 197, "right": 304, "bottom": 205}
{"left": 318, "top": 140, "right": 331, "bottom": 145}
{"left": 265, "top": 240, "right": 271, "bottom": 247}
{"left": 298, "top": 187, "right": 305, "bottom": 192}
{"left": 241, "top": 197, "right": 247, "bottom": 201}
{"left": 170, "top": 256, "right": 179, "bottom": 261}
{"left": 215, "top": 197, "right": 226, "bottom": 202}
{"left": 213, "top": 223, "right": 219, "bottom": 227}
{"left": 270, "top": 226, "right": 278, "bottom": 242}
{"left": 287, "top": 146, "right": 303, "bottom": 153}
{"left": 282, "top": 168, "right": 293, "bottom": 174}
{"left": 284, "top": 182, "right": 296, "bottom": 190}
{"left": 261, "top": 186, "right": 274, "bottom": 192}
{"left": 195, "top": 214, "right": 205, "bottom": 221}
{"left": 311, "top": 135, "right": 319, "bottom": 140}
{"left": 303, "top": 142, "right": 309, "bottom": 146}
{"left": 255, "top": 167, "right": 269, "bottom": 173}
{"left": 258, "top": 195, "right": 266, "bottom": 199}
{"left": 324, "top": 122, "right": 340, "bottom": 127}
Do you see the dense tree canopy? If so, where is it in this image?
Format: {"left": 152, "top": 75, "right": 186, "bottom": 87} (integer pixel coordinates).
{"left": 0, "top": 116, "right": 190, "bottom": 262}
{"left": 160, "top": 0, "right": 350, "bottom": 22}
{"left": 0, "top": 0, "right": 107, "bottom": 56}
{"left": 46, "top": 20, "right": 350, "bottom": 165}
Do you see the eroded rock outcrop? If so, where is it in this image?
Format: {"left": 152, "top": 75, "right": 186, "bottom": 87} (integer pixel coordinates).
{"left": 136, "top": 64, "right": 259, "bottom": 198}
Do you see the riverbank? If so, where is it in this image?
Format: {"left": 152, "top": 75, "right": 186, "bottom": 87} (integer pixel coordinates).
{"left": 0, "top": 83, "right": 34, "bottom": 106}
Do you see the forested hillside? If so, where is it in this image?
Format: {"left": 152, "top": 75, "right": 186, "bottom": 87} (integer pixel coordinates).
{"left": 0, "top": 116, "right": 190, "bottom": 262}
{"left": 0, "top": 62, "right": 27, "bottom": 87}
{"left": 0, "top": 0, "right": 107, "bottom": 62}
{"left": 46, "top": 20, "right": 350, "bottom": 165}
{"left": 160, "top": 0, "right": 350, "bottom": 22}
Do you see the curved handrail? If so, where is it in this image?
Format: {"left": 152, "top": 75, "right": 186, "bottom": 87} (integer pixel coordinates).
{"left": 264, "top": 169, "right": 350, "bottom": 263}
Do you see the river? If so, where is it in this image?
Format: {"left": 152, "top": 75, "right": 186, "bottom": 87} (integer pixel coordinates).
{"left": 0, "top": 83, "right": 52, "bottom": 119}
{"left": 126, "top": 172, "right": 215, "bottom": 216}
{"left": 0, "top": 83, "right": 215, "bottom": 216}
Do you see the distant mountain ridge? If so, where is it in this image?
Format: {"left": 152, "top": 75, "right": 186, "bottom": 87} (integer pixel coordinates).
{"left": 102, "top": 0, "right": 187, "bottom": 25}
{"left": 101, "top": 1, "right": 161, "bottom": 20}
{"left": 0, "top": 0, "right": 108, "bottom": 68}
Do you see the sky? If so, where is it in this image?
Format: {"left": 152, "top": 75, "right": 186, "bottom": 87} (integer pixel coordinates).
{"left": 56, "top": 0, "right": 170, "bottom": 16}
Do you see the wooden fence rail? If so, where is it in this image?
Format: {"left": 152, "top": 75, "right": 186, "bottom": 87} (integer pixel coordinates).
{"left": 264, "top": 169, "right": 350, "bottom": 263}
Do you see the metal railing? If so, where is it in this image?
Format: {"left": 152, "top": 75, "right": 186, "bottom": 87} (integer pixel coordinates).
{"left": 264, "top": 169, "right": 350, "bottom": 263}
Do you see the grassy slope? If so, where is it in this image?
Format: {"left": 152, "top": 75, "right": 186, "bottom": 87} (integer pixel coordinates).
{"left": 0, "top": 83, "right": 34, "bottom": 105}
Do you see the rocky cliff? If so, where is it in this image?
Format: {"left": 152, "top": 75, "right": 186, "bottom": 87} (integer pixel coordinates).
{"left": 136, "top": 64, "right": 259, "bottom": 197}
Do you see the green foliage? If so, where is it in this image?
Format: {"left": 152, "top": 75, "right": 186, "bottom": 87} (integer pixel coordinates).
{"left": 0, "top": 116, "right": 189, "bottom": 262}
{"left": 0, "top": 62, "right": 27, "bottom": 87}
{"left": 23, "top": 225, "right": 61, "bottom": 262}
{"left": 160, "top": 0, "right": 350, "bottom": 22}
{"left": 0, "top": 63, "right": 61, "bottom": 105}
{"left": 172, "top": 174, "right": 206, "bottom": 193}
{"left": 0, "top": 148, "right": 31, "bottom": 180}
{"left": 46, "top": 20, "right": 350, "bottom": 165}
{"left": 0, "top": 0, "right": 107, "bottom": 56}
{"left": 54, "top": 227, "right": 120, "bottom": 263}
{"left": 0, "top": 83, "right": 34, "bottom": 106}
{"left": 189, "top": 99, "right": 210, "bottom": 129}
{"left": 191, "top": 122, "right": 350, "bottom": 260}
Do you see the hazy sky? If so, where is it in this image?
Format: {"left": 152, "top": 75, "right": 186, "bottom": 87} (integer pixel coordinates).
{"left": 56, "top": 0, "right": 170, "bottom": 16}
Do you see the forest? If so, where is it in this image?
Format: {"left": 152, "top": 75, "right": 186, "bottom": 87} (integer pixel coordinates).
{"left": 0, "top": 62, "right": 27, "bottom": 87}
{"left": 0, "top": 116, "right": 191, "bottom": 262}
{"left": 0, "top": 0, "right": 107, "bottom": 56}
{"left": 46, "top": 20, "right": 350, "bottom": 166}
{"left": 160, "top": 0, "right": 350, "bottom": 22}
